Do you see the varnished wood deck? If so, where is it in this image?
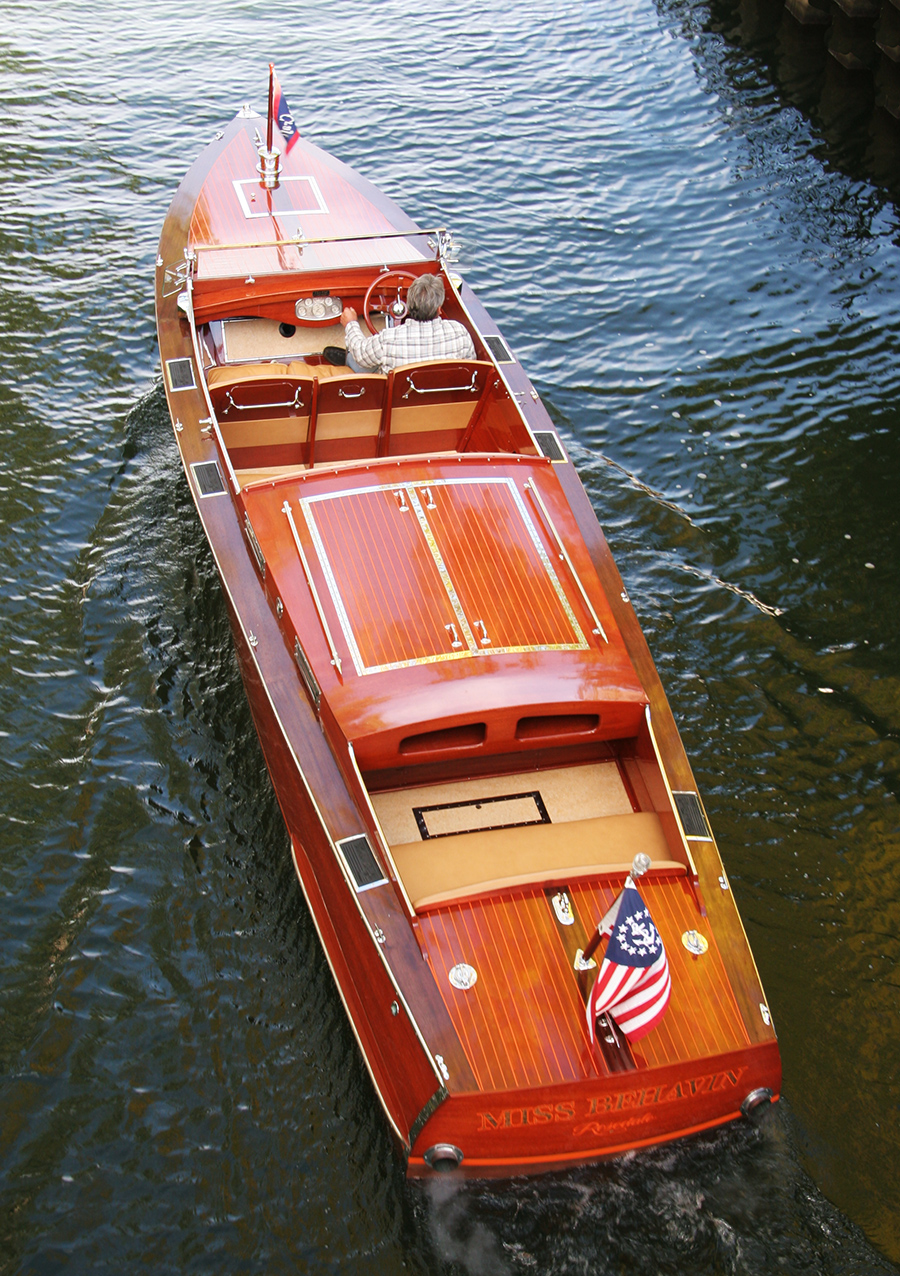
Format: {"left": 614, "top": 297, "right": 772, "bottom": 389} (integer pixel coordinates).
{"left": 299, "top": 476, "right": 590, "bottom": 675}
{"left": 417, "top": 876, "right": 748, "bottom": 1095}
{"left": 188, "top": 129, "right": 427, "bottom": 281}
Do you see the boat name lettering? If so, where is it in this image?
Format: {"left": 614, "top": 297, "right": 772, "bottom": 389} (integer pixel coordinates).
{"left": 477, "top": 1102, "right": 575, "bottom": 1132}
{"left": 475, "top": 1069, "right": 746, "bottom": 1134}
{"left": 586, "top": 1068, "right": 747, "bottom": 1116}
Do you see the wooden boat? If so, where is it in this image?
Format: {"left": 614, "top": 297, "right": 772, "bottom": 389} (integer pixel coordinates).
{"left": 155, "top": 73, "right": 781, "bottom": 1177}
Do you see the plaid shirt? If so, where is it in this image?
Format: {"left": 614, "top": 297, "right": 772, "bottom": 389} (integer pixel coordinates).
{"left": 344, "top": 317, "right": 476, "bottom": 374}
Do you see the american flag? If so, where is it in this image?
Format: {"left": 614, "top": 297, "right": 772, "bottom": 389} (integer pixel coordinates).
{"left": 271, "top": 70, "right": 300, "bottom": 153}
{"left": 586, "top": 879, "right": 671, "bottom": 1044}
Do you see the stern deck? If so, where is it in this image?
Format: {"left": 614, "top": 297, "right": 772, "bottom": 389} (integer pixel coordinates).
{"left": 417, "top": 875, "right": 750, "bottom": 1095}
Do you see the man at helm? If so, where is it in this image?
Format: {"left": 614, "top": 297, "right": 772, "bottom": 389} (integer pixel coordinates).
{"left": 331, "top": 274, "right": 475, "bottom": 374}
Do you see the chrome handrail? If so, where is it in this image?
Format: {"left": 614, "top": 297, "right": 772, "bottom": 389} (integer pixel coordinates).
{"left": 225, "top": 386, "right": 306, "bottom": 412}
{"left": 401, "top": 370, "right": 478, "bottom": 399}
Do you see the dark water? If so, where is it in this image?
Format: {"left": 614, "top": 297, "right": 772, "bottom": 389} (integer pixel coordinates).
{"left": 2, "top": 0, "right": 899, "bottom": 1271}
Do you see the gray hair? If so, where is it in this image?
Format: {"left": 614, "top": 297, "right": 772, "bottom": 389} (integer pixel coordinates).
{"left": 407, "top": 274, "right": 445, "bottom": 321}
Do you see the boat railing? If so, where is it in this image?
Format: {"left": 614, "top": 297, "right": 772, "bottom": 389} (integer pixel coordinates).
{"left": 180, "top": 274, "right": 241, "bottom": 495}
{"left": 188, "top": 225, "right": 452, "bottom": 259}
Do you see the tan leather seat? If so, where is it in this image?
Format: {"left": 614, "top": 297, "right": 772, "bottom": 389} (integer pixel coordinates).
{"left": 207, "top": 362, "right": 289, "bottom": 388}
{"left": 391, "top": 811, "right": 684, "bottom": 911}
{"left": 287, "top": 360, "right": 356, "bottom": 379}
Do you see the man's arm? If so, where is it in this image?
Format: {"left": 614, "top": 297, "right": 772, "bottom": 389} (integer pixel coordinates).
{"left": 341, "top": 306, "right": 383, "bottom": 371}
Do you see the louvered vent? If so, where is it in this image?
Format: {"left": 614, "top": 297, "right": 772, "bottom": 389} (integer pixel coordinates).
{"left": 483, "top": 334, "right": 514, "bottom": 363}
{"left": 191, "top": 460, "right": 226, "bottom": 496}
{"left": 534, "top": 431, "right": 566, "bottom": 462}
{"left": 166, "top": 357, "right": 196, "bottom": 390}
{"left": 338, "top": 835, "right": 388, "bottom": 892}
{"left": 673, "top": 791, "right": 712, "bottom": 840}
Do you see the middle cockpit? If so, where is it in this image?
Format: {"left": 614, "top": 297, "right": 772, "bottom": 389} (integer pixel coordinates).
{"left": 193, "top": 265, "right": 538, "bottom": 483}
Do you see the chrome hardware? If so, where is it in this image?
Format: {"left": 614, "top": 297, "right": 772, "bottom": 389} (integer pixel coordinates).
{"left": 436, "top": 228, "right": 459, "bottom": 263}
{"left": 474, "top": 620, "right": 491, "bottom": 646}
{"left": 199, "top": 416, "right": 213, "bottom": 425}
{"left": 530, "top": 388, "right": 539, "bottom": 401}
{"left": 445, "top": 623, "right": 462, "bottom": 649}
{"left": 741, "top": 1087, "right": 773, "bottom": 1119}
{"left": 551, "top": 892, "right": 574, "bottom": 926}
{"left": 424, "top": 1143, "right": 463, "bottom": 1171}
{"left": 631, "top": 853, "right": 651, "bottom": 878}
{"left": 338, "top": 384, "right": 366, "bottom": 399}
{"left": 373, "top": 926, "right": 386, "bottom": 945}
{"left": 275, "top": 598, "right": 284, "bottom": 619}
{"left": 174, "top": 419, "right": 184, "bottom": 433}
{"left": 162, "top": 260, "right": 189, "bottom": 297}
{"left": 176, "top": 291, "right": 190, "bottom": 313}
{"left": 245, "top": 274, "right": 255, "bottom": 284}
{"left": 435, "top": 1054, "right": 450, "bottom": 1082}
{"left": 200, "top": 424, "right": 212, "bottom": 437}
{"left": 448, "top": 963, "right": 477, "bottom": 991}
{"left": 293, "top": 638, "right": 321, "bottom": 710}
{"left": 621, "top": 589, "right": 630, "bottom": 603}
{"left": 243, "top": 513, "right": 266, "bottom": 577}
{"left": 420, "top": 487, "right": 436, "bottom": 508}
{"left": 573, "top": 948, "right": 597, "bottom": 971}
{"left": 718, "top": 874, "right": 730, "bottom": 891}
{"left": 215, "top": 130, "right": 224, "bottom": 140}
{"left": 248, "top": 632, "right": 258, "bottom": 649}
{"left": 396, "top": 489, "right": 409, "bottom": 512}
{"left": 225, "top": 386, "right": 305, "bottom": 412}
{"left": 760, "top": 1003, "right": 772, "bottom": 1026}
{"left": 599, "top": 1014, "right": 621, "bottom": 1047}
{"left": 402, "top": 369, "right": 478, "bottom": 399}
{"left": 682, "top": 930, "right": 709, "bottom": 955}
{"left": 156, "top": 254, "right": 163, "bottom": 268}
{"left": 256, "top": 145, "right": 281, "bottom": 189}
{"left": 390, "top": 1001, "right": 399, "bottom": 1016}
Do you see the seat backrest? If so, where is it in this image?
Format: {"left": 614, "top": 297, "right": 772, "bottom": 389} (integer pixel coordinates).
{"left": 210, "top": 373, "right": 315, "bottom": 472}
{"left": 312, "top": 374, "right": 388, "bottom": 463}
{"left": 383, "top": 360, "right": 493, "bottom": 456}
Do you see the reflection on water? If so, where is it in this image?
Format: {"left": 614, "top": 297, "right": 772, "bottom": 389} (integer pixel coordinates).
{"left": 1, "top": 0, "right": 899, "bottom": 1270}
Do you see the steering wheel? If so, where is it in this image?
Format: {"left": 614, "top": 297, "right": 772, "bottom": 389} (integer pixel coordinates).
{"left": 363, "top": 270, "right": 417, "bottom": 335}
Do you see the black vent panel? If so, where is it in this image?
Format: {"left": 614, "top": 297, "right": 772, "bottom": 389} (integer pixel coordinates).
{"left": 166, "top": 357, "right": 196, "bottom": 390}
{"left": 673, "top": 791, "right": 712, "bottom": 840}
{"left": 338, "top": 835, "right": 388, "bottom": 891}
{"left": 191, "top": 460, "right": 226, "bottom": 496}
{"left": 535, "top": 431, "right": 566, "bottom": 462}
{"left": 484, "top": 334, "right": 514, "bottom": 363}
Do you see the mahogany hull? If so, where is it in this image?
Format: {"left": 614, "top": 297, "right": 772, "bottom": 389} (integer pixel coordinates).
{"left": 155, "top": 99, "right": 782, "bottom": 1178}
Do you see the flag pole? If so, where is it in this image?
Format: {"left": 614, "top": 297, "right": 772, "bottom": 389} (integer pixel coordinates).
{"left": 576, "top": 853, "right": 652, "bottom": 969}
{"left": 257, "top": 63, "right": 281, "bottom": 190}
{"left": 267, "top": 63, "right": 275, "bottom": 154}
